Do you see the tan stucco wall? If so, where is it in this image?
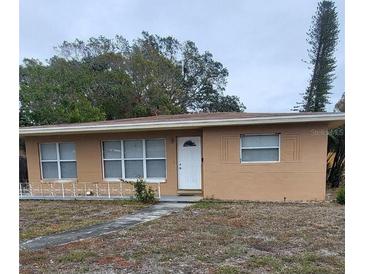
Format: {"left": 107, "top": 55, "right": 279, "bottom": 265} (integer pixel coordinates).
{"left": 25, "top": 129, "right": 202, "bottom": 196}
{"left": 202, "top": 123, "right": 328, "bottom": 201}
{"left": 24, "top": 122, "right": 329, "bottom": 201}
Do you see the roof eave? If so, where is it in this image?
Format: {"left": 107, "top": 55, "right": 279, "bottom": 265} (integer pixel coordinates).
{"left": 19, "top": 113, "right": 345, "bottom": 136}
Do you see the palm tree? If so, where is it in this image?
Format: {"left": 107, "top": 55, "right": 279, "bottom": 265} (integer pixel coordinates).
{"left": 327, "top": 93, "right": 345, "bottom": 188}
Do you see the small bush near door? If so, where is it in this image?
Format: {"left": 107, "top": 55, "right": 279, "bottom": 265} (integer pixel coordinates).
{"left": 129, "top": 178, "right": 156, "bottom": 203}
{"left": 336, "top": 185, "right": 345, "bottom": 205}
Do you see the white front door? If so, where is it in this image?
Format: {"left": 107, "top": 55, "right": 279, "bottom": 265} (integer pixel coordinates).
{"left": 177, "top": 136, "right": 202, "bottom": 190}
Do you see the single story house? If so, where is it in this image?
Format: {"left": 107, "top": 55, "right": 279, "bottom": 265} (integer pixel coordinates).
{"left": 19, "top": 112, "right": 345, "bottom": 201}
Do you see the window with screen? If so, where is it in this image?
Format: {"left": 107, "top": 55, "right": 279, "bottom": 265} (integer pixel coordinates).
{"left": 240, "top": 134, "right": 280, "bottom": 162}
{"left": 102, "top": 139, "right": 166, "bottom": 180}
{"left": 40, "top": 143, "right": 77, "bottom": 179}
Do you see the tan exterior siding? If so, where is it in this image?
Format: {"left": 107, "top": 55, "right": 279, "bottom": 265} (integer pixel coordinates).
{"left": 202, "top": 123, "right": 328, "bottom": 201}
{"left": 25, "top": 129, "right": 202, "bottom": 196}
{"left": 24, "top": 122, "right": 329, "bottom": 201}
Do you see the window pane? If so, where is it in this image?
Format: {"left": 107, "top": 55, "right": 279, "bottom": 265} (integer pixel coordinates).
{"left": 183, "top": 140, "right": 196, "bottom": 147}
{"left": 103, "top": 141, "right": 121, "bottom": 159}
{"left": 40, "top": 143, "right": 57, "bottom": 160}
{"left": 60, "top": 162, "right": 77, "bottom": 178}
{"left": 104, "top": 160, "right": 122, "bottom": 178}
{"left": 59, "top": 143, "right": 76, "bottom": 160}
{"left": 146, "top": 139, "right": 165, "bottom": 158}
{"left": 42, "top": 162, "right": 58, "bottom": 178}
{"left": 241, "top": 148, "right": 279, "bottom": 162}
{"left": 125, "top": 160, "right": 143, "bottom": 178}
{"left": 124, "top": 140, "right": 143, "bottom": 158}
{"left": 146, "top": 160, "right": 166, "bottom": 178}
{"left": 241, "top": 135, "right": 279, "bottom": 148}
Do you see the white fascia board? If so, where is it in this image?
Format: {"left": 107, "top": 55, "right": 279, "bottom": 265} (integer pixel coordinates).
{"left": 19, "top": 113, "right": 345, "bottom": 136}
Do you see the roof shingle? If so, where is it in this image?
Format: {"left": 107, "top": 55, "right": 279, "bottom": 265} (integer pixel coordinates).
{"left": 20, "top": 112, "right": 333, "bottom": 129}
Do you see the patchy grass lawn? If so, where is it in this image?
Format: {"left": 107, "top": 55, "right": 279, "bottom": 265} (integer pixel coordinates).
{"left": 19, "top": 200, "right": 147, "bottom": 240}
{"left": 20, "top": 201, "right": 344, "bottom": 274}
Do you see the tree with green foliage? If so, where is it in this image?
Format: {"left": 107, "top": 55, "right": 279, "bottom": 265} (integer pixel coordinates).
{"left": 20, "top": 58, "right": 106, "bottom": 126}
{"left": 20, "top": 32, "right": 245, "bottom": 126}
{"left": 294, "top": 0, "right": 339, "bottom": 112}
{"left": 181, "top": 41, "right": 244, "bottom": 112}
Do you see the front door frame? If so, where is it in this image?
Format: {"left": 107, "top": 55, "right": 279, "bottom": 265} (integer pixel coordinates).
{"left": 176, "top": 136, "right": 203, "bottom": 190}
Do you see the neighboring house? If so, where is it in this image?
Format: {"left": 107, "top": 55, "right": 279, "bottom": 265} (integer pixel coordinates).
{"left": 19, "top": 112, "right": 344, "bottom": 201}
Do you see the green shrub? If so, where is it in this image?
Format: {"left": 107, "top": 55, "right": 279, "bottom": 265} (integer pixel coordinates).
{"left": 336, "top": 185, "right": 345, "bottom": 205}
{"left": 129, "top": 178, "right": 156, "bottom": 203}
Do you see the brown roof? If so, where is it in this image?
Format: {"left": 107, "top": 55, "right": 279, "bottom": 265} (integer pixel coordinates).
{"left": 20, "top": 112, "right": 333, "bottom": 129}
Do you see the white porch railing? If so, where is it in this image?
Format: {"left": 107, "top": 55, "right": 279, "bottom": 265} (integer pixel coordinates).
{"left": 19, "top": 181, "right": 161, "bottom": 200}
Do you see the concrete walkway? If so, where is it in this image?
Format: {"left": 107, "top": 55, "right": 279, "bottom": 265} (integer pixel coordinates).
{"left": 20, "top": 202, "right": 191, "bottom": 251}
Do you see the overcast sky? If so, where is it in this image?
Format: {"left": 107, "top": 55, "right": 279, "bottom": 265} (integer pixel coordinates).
{"left": 20, "top": 0, "right": 344, "bottom": 112}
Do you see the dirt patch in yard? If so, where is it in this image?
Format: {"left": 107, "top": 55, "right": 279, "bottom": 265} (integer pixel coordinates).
{"left": 20, "top": 201, "right": 344, "bottom": 273}
{"left": 19, "top": 200, "right": 147, "bottom": 240}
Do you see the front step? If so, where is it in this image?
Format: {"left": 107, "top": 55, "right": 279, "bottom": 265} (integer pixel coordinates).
{"left": 177, "top": 189, "right": 202, "bottom": 196}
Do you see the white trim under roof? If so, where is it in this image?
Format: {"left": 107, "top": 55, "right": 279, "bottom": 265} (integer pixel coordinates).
{"left": 19, "top": 113, "right": 345, "bottom": 136}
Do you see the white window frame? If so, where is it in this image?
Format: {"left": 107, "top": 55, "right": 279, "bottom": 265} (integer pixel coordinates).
{"left": 240, "top": 133, "right": 280, "bottom": 164}
{"left": 101, "top": 138, "right": 167, "bottom": 182}
{"left": 39, "top": 142, "right": 77, "bottom": 181}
